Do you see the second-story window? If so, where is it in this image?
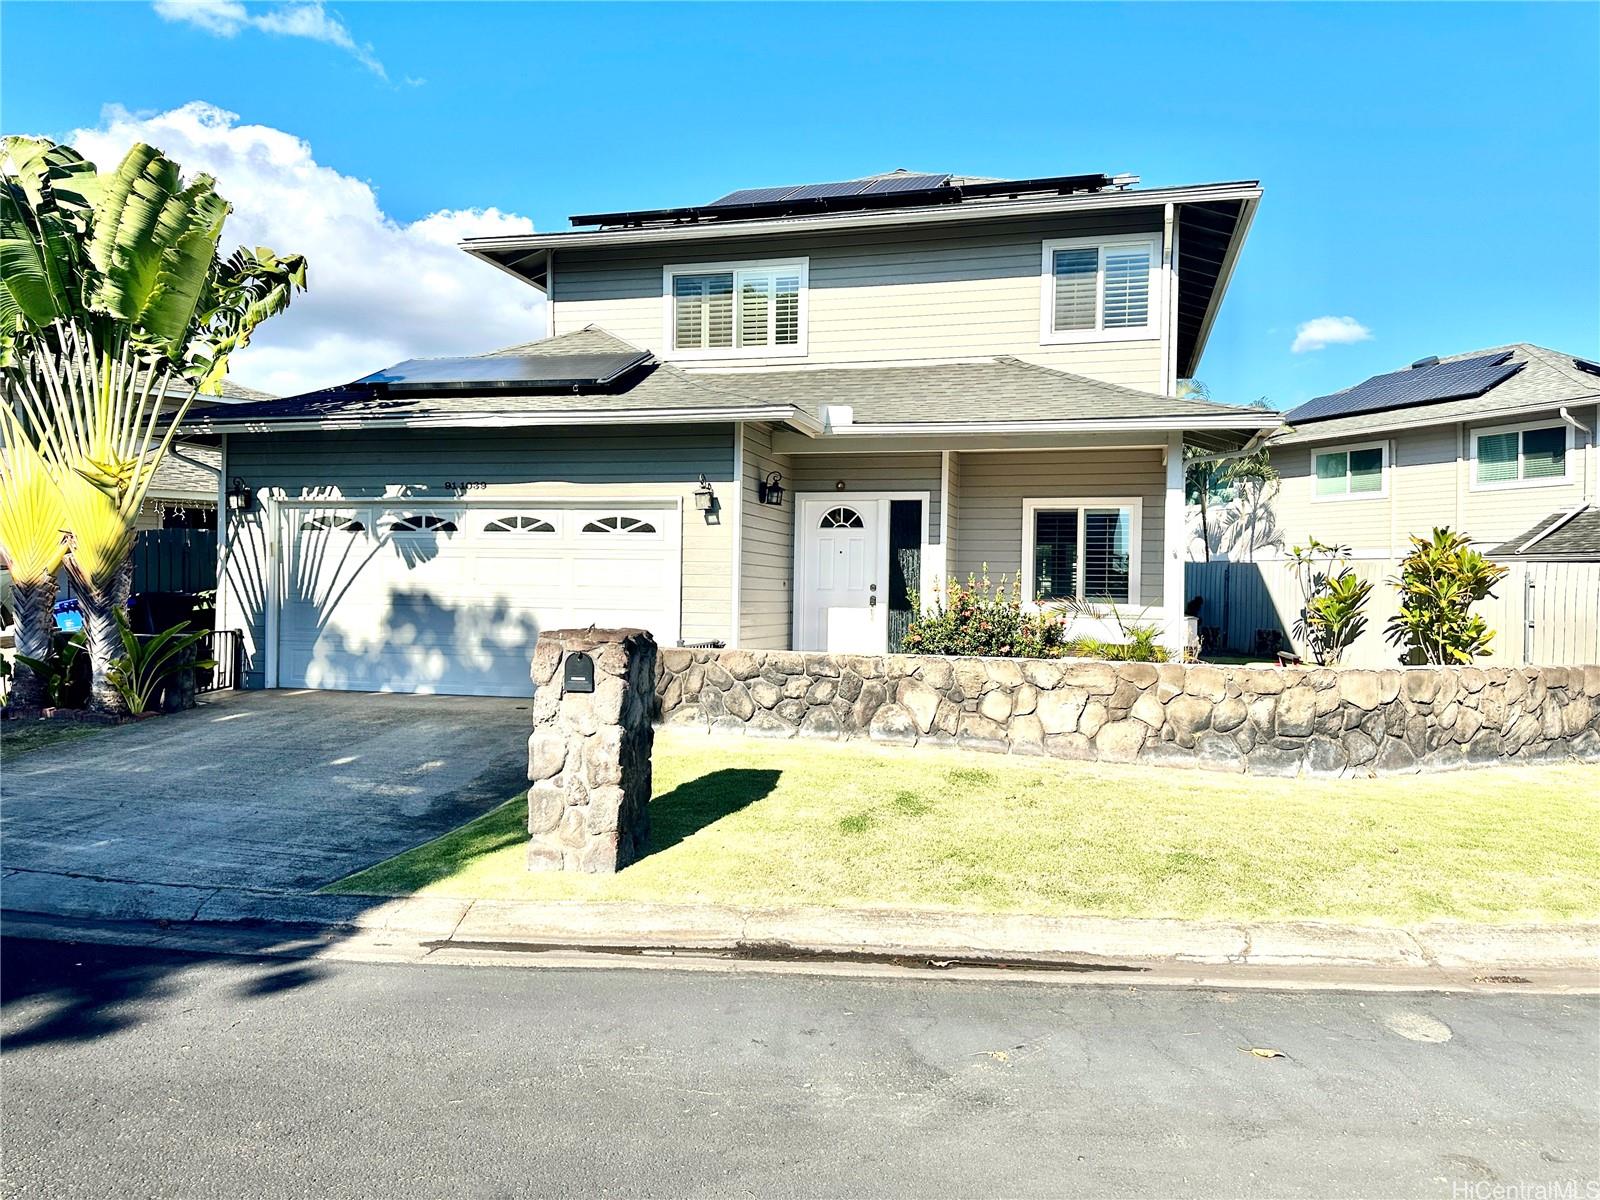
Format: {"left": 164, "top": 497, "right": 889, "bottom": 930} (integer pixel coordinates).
{"left": 666, "top": 259, "right": 807, "bottom": 356}
{"left": 1040, "top": 235, "right": 1160, "bottom": 343}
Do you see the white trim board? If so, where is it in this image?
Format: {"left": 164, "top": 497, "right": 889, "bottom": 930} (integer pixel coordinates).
{"left": 1310, "top": 439, "right": 1391, "bottom": 502}
{"left": 1469, "top": 416, "right": 1577, "bottom": 492}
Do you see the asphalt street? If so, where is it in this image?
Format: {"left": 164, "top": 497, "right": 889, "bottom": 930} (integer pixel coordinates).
{"left": 2, "top": 935, "right": 1596, "bottom": 1199}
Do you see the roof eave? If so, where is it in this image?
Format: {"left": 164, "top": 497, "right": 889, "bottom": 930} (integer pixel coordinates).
{"left": 1181, "top": 194, "right": 1260, "bottom": 379}
{"left": 1271, "top": 392, "right": 1600, "bottom": 444}
{"left": 460, "top": 182, "right": 1264, "bottom": 262}
{"left": 191, "top": 404, "right": 812, "bottom": 435}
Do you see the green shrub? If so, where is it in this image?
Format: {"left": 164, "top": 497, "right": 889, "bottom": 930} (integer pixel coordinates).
{"left": 1287, "top": 538, "right": 1373, "bottom": 665}
{"left": 901, "top": 570, "right": 1167, "bottom": 661}
{"left": 1385, "top": 528, "right": 1509, "bottom": 664}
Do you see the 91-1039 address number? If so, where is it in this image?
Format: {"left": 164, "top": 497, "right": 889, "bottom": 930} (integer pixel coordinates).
{"left": 445, "top": 481, "right": 489, "bottom": 492}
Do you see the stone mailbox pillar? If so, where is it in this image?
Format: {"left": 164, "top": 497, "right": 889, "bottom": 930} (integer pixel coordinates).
{"left": 527, "top": 628, "right": 656, "bottom": 873}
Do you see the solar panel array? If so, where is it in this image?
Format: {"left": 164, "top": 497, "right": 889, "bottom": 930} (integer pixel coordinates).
{"left": 1284, "top": 351, "right": 1524, "bottom": 423}
{"left": 360, "top": 350, "right": 651, "bottom": 390}
{"left": 707, "top": 174, "right": 950, "bottom": 208}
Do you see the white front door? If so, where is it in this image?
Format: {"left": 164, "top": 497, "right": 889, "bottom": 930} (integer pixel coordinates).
{"left": 798, "top": 498, "right": 885, "bottom": 652}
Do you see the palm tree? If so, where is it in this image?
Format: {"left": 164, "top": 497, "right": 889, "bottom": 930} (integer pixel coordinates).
{"left": 0, "top": 421, "right": 66, "bottom": 710}
{"left": 1, "top": 136, "right": 306, "bottom": 714}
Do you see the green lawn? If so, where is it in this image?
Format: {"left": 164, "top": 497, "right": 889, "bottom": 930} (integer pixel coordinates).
{"left": 326, "top": 732, "right": 1600, "bottom": 926}
{"left": 0, "top": 717, "right": 108, "bottom": 759}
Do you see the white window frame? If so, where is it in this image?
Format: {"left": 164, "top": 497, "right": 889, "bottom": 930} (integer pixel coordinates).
{"left": 1021, "top": 497, "right": 1143, "bottom": 610}
{"left": 1310, "top": 440, "right": 1390, "bottom": 503}
{"left": 1469, "top": 418, "right": 1575, "bottom": 492}
{"left": 1039, "top": 234, "right": 1163, "bottom": 345}
{"left": 661, "top": 257, "right": 809, "bottom": 360}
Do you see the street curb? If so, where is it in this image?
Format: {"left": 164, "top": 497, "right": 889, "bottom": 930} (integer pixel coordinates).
{"left": 4, "top": 872, "right": 1598, "bottom": 978}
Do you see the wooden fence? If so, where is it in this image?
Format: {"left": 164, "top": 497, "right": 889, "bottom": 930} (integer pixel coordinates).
{"left": 1187, "top": 557, "right": 1600, "bottom": 668}
{"left": 132, "top": 529, "right": 218, "bottom": 594}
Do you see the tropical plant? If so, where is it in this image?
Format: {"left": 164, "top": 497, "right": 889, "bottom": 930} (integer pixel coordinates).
{"left": 15, "top": 630, "right": 86, "bottom": 709}
{"left": 1286, "top": 538, "right": 1373, "bottom": 666}
{"left": 0, "top": 422, "right": 66, "bottom": 709}
{"left": 1385, "top": 528, "right": 1509, "bottom": 665}
{"left": 1, "top": 135, "right": 305, "bottom": 713}
{"left": 903, "top": 568, "right": 1072, "bottom": 659}
{"left": 105, "top": 612, "right": 214, "bottom": 716}
{"left": 1061, "top": 597, "right": 1170, "bottom": 662}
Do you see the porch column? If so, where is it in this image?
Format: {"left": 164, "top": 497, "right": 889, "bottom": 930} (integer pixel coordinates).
{"left": 1161, "top": 431, "right": 1188, "bottom": 657}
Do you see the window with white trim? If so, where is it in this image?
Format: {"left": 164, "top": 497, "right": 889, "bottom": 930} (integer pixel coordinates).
{"left": 1313, "top": 442, "right": 1388, "bottom": 499}
{"left": 666, "top": 259, "right": 806, "bottom": 355}
{"left": 1040, "top": 236, "right": 1159, "bottom": 342}
{"left": 1022, "top": 499, "right": 1141, "bottom": 606}
{"left": 1473, "top": 421, "right": 1569, "bottom": 488}
{"left": 300, "top": 514, "right": 365, "bottom": 533}
{"left": 383, "top": 514, "right": 458, "bottom": 534}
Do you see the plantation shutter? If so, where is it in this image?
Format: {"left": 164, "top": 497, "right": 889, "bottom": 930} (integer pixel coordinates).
{"left": 738, "top": 273, "right": 771, "bottom": 348}
{"left": 1032, "top": 510, "right": 1078, "bottom": 602}
{"left": 1476, "top": 432, "right": 1518, "bottom": 484}
{"left": 1521, "top": 427, "right": 1566, "bottom": 479}
{"left": 1052, "top": 248, "right": 1098, "bottom": 332}
{"left": 673, "top": 272, "right": 734, "bottom": 350}
{"left": 772, "top": 268, "right": 801, "bottom": 345}
{"left": 1315, "top": 451, "right": 1349, "bottom": 496}
{"left": 1101, "top": 246, "right": 1152, "bottom": 328}
{"left": 1083, "top": 508, "right": 1133, "bottom": 603}
{"left": 1348, "top": 447, "right": 1384, "bottom": 493}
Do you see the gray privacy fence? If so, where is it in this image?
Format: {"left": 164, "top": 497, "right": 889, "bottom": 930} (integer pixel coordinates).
{"left": 1186, "top": 558, "right": 1600, "bottom": 668}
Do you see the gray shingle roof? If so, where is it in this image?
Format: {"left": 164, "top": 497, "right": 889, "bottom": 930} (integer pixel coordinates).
{"left": 192, "top": 326, "right": 1276, "bottom": 432}
{"left": 147, "top": 444, "right": 220, "bottom": 499}
{"left": 1272, "top": 344, "right": 1600, "bottom": 444}
{"left": 1485, "top": 505, "right": 1600, "bottom": 560}
{"left": 723, "top": 357, "right": 1273, "bottom": 425}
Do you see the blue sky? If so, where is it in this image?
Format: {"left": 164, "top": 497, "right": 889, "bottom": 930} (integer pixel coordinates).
{"left": 4, "top": 1, "right": 1597, "bottom": 404}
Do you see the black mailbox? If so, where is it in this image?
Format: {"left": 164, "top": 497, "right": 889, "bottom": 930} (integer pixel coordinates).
{"left": 562, "top": 651, "right": 596, "bottom": 694}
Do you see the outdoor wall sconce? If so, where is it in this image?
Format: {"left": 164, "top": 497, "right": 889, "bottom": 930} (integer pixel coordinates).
{"left": 757, "top": 471, "right": 785, "bottom": 507}
{"left": 694, "top": 474, "right": 715, "bottom": 512}
{"left": 226, "top": 476, "right": 254, "bottom": 513}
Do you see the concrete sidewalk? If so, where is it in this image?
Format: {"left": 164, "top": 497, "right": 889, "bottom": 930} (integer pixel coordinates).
{"left": 3, "top": 867, "right": 1596, "bottom": 989}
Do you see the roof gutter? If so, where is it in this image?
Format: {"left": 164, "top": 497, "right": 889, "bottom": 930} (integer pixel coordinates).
{"left": 190, "top": 404, "right": 817, "bottom": 436}
{"left": 460, "top": 182, "right": 1264, "bottom": 258}
{"left": 802, "top": 412, "right": 1281, "bottom": 438}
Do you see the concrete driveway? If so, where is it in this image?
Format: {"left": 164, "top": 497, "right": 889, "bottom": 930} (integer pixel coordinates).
{"left": 2, "top": 690, "right": 530, "bottom": 908}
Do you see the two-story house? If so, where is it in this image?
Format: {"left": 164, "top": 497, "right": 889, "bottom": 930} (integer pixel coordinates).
{"left": 194, "top": 170, "right": 1274, "bottom": 696}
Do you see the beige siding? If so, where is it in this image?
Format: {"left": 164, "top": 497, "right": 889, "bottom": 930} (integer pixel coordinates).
{"left": 788, "top": 453, "right": 943, "bottom": 544}
{"left": 953, "top": 448, "right": 1167, "bottom": 608}
{"left": 738, "top": 422, "right": 794, "bottom": 649}
{"left": 552, "top": 211, "right": 1168, "bottom": 391}
{"left": 224, "top": 425, "right": 738, "bottom": 686}
{"left": 1266, "top": 404, "right": 1599, "bottom": 556}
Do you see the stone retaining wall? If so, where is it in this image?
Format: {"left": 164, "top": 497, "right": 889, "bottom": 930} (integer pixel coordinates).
{"left": 655, "top": 649, "right": 1600, "bottom": 775}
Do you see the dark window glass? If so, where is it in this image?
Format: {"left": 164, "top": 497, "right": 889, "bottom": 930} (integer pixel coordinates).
{"left": 1032, "top": 510, "right": 1078, "bottom": 602}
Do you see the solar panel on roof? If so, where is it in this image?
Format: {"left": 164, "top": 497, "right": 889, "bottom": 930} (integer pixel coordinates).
{"left": 705, "top": 185, "right": 802, "bottom": 208}
{"left": 1285, "top": 351, "right": 1523, "bottom": 424}
{"left": 859, "top": 172, "right": 950, "bottom": 194}
{"left": 786, "top": 180, "right": 872, "bottom": 201}
{"left": 359, "top": 350, "right": 651, "bottom": 391}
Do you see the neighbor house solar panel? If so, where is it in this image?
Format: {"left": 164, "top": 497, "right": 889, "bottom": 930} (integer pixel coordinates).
{"left": 360, "top": 350, "right": 651, "bottom": 390}
{"left": 786, "top": 180, "right": 873, "bottom": 201}
{"left": 1285, "top": 351, "right": 1523, "bottom": 423}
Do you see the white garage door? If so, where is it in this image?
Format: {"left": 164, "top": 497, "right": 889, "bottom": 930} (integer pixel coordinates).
{"left": 277, "top": 501, "right": 681, "bottom": 697}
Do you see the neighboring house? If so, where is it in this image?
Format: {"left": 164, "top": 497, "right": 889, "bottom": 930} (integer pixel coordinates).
{"left": 1266, "top": 344, "right": 1599, "bottom": 558}
{"left": 1194, "top": 343, "right": 1600, "bottom": 667}
{"left": 191, "top": 169, "right": 1275, "bottom": 697}
{"left": 138, "top": 380, "right": 276, "bottom": 532}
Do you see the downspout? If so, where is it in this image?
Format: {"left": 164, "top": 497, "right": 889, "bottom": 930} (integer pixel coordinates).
{"left": 1559, "top": 406, "right": 1593, "bottom": 503}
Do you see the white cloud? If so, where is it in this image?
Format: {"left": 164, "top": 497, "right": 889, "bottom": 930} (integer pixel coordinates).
{"left": 153, "top": 1, "right": 387, "bottom": 79}
{"left": 70, "top": 102, "right": 545, "bottom": 397}
{"left": 1291, "top": 316, "right": 1373, "bottom": 354}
